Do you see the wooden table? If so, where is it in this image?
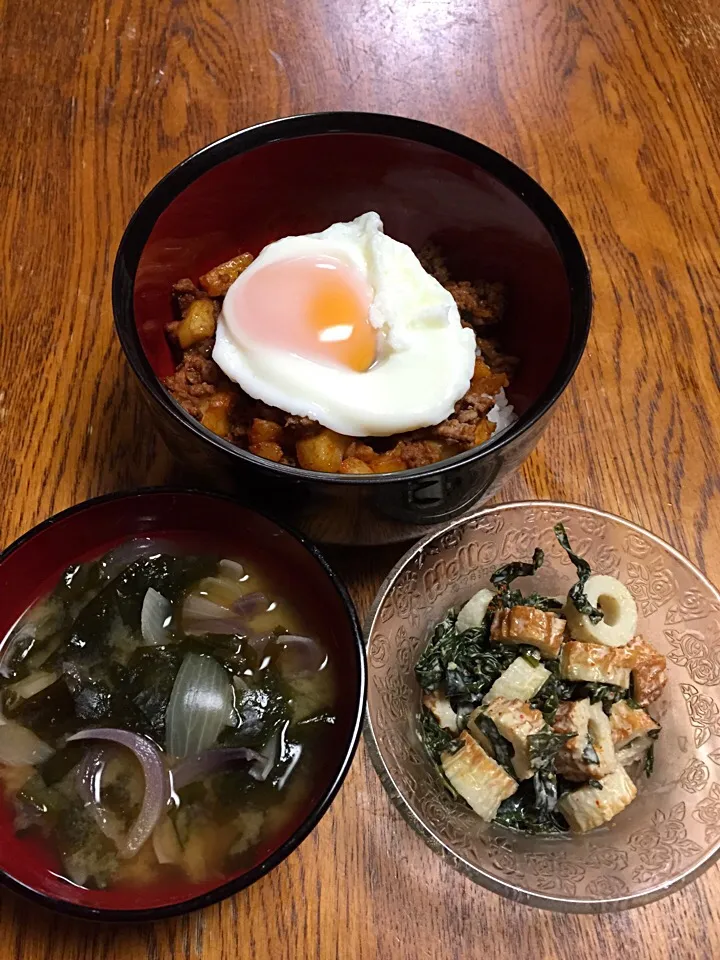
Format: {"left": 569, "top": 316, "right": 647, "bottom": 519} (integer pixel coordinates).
{"left": 1, "top": 0, "right": 719, "bottom": 955}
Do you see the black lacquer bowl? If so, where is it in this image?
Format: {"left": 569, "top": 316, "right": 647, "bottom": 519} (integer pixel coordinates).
{"left": 113, "top": 113, "right": 591, "bottom": 545}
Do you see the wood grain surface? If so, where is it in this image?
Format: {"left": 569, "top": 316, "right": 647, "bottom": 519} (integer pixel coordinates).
{"left": 1, "top": 0, "right": 719, "bottom": 956}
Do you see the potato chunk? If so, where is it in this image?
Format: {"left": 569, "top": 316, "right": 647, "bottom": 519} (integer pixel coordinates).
{"left": 249, "top": 441, "right": 284, "bottom": 463}
{"left": 338, "top": 457, "right": 373, "bottom": 475}
{"left": 177, "top": 298, "right": 217, "bottom": 348}
{"left": 490, "top": 605, "right": 565, "bottom": 658}
{"left": 370, "top": 454, "right": 406, "bottom": 474}
{"left": 558, "top": 766, "right": 637, "bottom": 833}
{"left": 553, "top": 699, "right": 616, "bottom": 781}
{"left": 248, "top": 419, "right": 284, "bottom": 445}
{"left": 296, "top": 429, "right": 350, "bottom": 472}
{"left": 199, "top": 252, "right": 253, "bottom": 296}
{"left": 441, "top": 731, "right": 517, "bottom": 821}
{"left": 626, "top": 636, "right": 668, "bottom": 707}
{"left": 200, "top": 391, "right": 234, "bottom": 437}
{"left": 560, "top": 641, "right": 633, "bottom": 688}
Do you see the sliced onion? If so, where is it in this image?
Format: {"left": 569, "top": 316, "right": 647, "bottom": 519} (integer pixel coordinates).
{"left": 152, "top": 816, "right": 183, "bottom": 865}
{"left": 67, "top": 728, "right": 170, "bottom": 859}
{"left": 0, "top": 721, "right": 54, "bottom": 766}
{"left": 75, "top": 745, "right": 125, "bottom": 844}
{"left": 140, "top": 588, "right": 172, "bottom": 646}
{"left": 249, "top": 734, "right": 278, "bottom": 782}
{"left": 218, "top": 559, "right": 245, "bottom": 580}
{"left": 181, "top": 594, "right": 255, "bottom": 636}
{"left": 171, "top": 747, "right": 263, "bottom": 790}
{"left": 273, "top": 635, "right": 327, "bottom": 676}
{"left": 6, "top": 670, "right": 57, "bottom": 701}
{"left": 100, "top": 537, "right": 178, "bottom": 581}
{"left": 231, "top": 592, "right": 268, "bottom": 618}
{"left": 166, "top": 654, "right": 234, "bottom": 758}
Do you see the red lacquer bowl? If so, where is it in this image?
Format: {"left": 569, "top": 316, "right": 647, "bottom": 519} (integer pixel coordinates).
{"left": 113, "top": 113, "right": 592, "bottom": 545}
{"left": 0, "top": 489, "right": 365, "bottom": 920}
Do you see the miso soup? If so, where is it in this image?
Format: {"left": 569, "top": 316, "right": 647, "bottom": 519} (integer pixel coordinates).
{"left": 0, "top": 539, "right": 338, "bottom": 892}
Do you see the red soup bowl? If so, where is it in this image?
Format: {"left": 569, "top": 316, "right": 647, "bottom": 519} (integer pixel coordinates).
{"left": 112, "top": 113, "right": 592, "bottom": 545}
{"left": 0, "top": 489, "right": 365, "bottom": 921}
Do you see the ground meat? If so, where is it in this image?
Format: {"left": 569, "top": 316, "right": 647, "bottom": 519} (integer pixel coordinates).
{"left": 172, "top": 278, "right": 207, "bottom": 314}
{"left": 283, "top": 415, "right": 320, "bottom": 440}
{"left": 392, "top": 440, "right": 444, "bottom": 469}
{"left": 444, "top": 279, "right": 505, "bottom": 326}
{"left": 162, "top": 246, "right": 515, "bottom": 473}
{"left": 477, "top": 336, "right": 518, "bottom": 375}
{"left": 433, "top": 420, "right": 476, "bottom": 445}
{"left": 418, "top": 244, "right": 451, "bottom": 284}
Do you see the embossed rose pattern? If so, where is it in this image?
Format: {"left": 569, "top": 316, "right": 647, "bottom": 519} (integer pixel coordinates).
{"left": 365, "top": 503, "right": 720, "bottom": 905}
{"left": 693, "top": 783, "right": 720, "bottom": 844}
{"left": 679, "top": 758, "right": 710, "bottom": 794}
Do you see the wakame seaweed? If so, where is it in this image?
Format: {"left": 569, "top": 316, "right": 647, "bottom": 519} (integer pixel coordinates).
{"left": 553, "top": 523, "right": 603, "bottom": 623}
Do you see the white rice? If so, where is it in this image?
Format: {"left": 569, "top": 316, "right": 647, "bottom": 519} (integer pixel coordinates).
{"left": 487, "top": 387, "right": 517, "bottom": 438}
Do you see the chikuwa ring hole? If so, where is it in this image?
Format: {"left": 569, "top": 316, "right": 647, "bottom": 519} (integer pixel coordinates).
{"left": 597, "top": 594, "right": 621, "bottom": 626}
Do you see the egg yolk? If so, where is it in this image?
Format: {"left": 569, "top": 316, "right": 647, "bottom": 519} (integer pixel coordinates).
{"left": 227, "top": 255, "right": 376, "bottom": 372}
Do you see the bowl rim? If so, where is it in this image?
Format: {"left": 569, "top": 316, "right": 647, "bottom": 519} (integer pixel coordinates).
{"left": 112, "top": 110, "right": 592, "bottom": 485}
{"left": 0, "top": 486, "right": 366, "bottom": 922}
{"left": 363, "top": 498, "right": 720, "bottom": 913}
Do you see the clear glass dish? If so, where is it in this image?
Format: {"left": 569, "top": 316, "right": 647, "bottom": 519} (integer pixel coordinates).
{"left": 365, "top": 501, "right": 720, "bottom": 911}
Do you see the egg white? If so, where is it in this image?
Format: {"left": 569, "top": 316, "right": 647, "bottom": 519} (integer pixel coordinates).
{"left": 212, "top": 212, "right": 476, "bottom": 437}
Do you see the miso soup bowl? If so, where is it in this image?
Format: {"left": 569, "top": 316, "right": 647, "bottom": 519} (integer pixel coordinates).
{"left": 0, "top": 489, "right": 365, "bottom": 921}
{"left": 365, "top": 501, "right": 720, "bottom": 912}
{"left": 112, "top": 112, "right": 592, "bottom": 546}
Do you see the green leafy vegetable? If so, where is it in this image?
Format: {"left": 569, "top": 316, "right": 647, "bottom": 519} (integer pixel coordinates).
{"left": 524, "top": 593, "right": 563, "bottom": 612}
{"left": 644, "top": 743, "right": 655, "bottom": 777}
{"left": 533, "top": 770, "right": 559, "bottom": 815}
{"left": 583, "top": 682, "right": 628, "bottom": 714}
{"left": 529, "top": 661, "right": 575, "bottom": 724}
{"left": 553, "top": 523, "right": 603, "bottom": 623}
{"left": 582, "top": 738, "right": 600, "bottom": 764}
{"left": 490, "top": 548, "right": 544, "bottom": 604}
{"left": 527, "top": 728, "right": 574, "bottom": 772}
{"left": 472, "top": 714, "right": 514, "bottom": 774}
{"left": 587, "top": 779, "right": 604, "bottom": 790}
{"left": 494, "top": 775, "right": 568, "bottom": 835}
{"left": 415, "top": 612, "right": 515, "bottom": 700}
{"left": 420, "top": 709, "right": 456, "bottom": 763}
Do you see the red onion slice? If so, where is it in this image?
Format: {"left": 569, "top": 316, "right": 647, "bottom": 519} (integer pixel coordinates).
{"left": 273, "top": 635, "right": 327, "bottom": 676}
{"left": 182, "top": 594, "right": 254, "bottom": 636}
{"left": 75, "top": 745, "right": 125, "bottom": 844}
{"left": 171, "top": 747, "right": 263, "bottom": 790}
{"left": 230, "top": 592, "right": 269, "bottom": 617}
{"left": 67, "top": 728, "right": 170, "bottom": 859}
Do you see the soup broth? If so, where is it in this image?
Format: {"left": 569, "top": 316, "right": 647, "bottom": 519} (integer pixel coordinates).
{"left": 0, "top": 540, "right": 337, "bottom": 892}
